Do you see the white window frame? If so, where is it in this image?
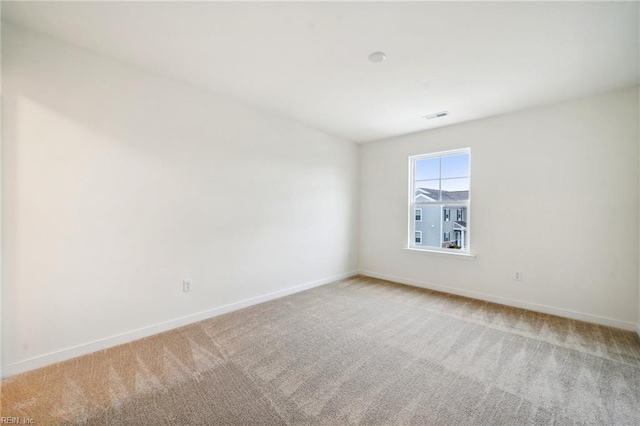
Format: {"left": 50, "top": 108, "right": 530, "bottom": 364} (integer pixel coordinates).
{"left": 415, "top": 231, "right": 422, "bottom": 244}
{"left": 415, "top": 208, "right": 422, "bottom": 222}
{"left": 408, "top": 148, "right": 471, "bottom": 254}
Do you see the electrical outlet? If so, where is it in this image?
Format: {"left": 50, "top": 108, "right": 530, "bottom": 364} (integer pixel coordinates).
{"left": 183, "top": 279, "right": 193, "bottom": 292}
{"left": 514, "top": 271, "right": 522, "bottom": 281}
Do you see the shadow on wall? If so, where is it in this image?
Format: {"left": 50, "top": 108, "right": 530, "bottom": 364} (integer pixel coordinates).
{"left": 2, "top": 23, "right": 358, "bottom": 370}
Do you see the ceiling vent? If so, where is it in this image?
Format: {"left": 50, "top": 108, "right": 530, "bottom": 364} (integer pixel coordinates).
{"left": 424, "top": 111, "right": 449, "bottom": 119}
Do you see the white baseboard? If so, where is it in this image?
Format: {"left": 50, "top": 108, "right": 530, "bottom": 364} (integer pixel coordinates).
{"left": 360, "top": 270, "right": 638, "bottom": 332}
{"left": 2, "top": 271, "right": 358, "bottom": 378}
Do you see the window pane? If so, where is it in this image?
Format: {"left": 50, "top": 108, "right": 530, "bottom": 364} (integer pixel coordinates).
{"left": 409, "top": 149, "right": 470, "bottom": 252}
{"left": 414, "top": 180, "right": 440, "bottom": 202}
{"left": 441, "top": 153, "right": 469, "bottom": 178}
{"left": 415, "top": 157, "right": 439, "bottom": 180}
{"left": 414, "top": 205, "right": 441, "bottom": 248}
{"left": 442, "top": 206, "right": 467, "bottom": 250}
{"left": 441, "top": 178, "right": 469, "bottom": 201}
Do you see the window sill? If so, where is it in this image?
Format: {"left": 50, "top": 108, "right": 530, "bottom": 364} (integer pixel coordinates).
{"left": 403, "top": 247, "right": 476, "bottom": 261}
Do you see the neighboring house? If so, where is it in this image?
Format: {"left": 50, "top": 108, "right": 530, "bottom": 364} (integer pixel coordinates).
{"left": 414, "top": 188, "right": 468, "bottom": 249}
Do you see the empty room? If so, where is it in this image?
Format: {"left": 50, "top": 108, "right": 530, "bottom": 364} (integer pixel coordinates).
{"left": 1, "top": 1, "right": 639, "bottom": 425}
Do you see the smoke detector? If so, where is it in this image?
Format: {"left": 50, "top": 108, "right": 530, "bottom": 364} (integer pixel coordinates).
{"left": 368, "top": 52, "right": 386, "bottom": 63}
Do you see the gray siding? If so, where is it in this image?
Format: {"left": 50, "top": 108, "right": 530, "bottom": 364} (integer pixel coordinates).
{"left": 415, "top": 206, "right": 441, "bottom": 247}
{"left": 414, "top": 206, "right": 467, "bottom": 249}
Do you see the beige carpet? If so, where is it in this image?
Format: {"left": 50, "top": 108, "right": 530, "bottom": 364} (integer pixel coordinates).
{"left": 2, "top": 275, "right": 640, "bottom": 425}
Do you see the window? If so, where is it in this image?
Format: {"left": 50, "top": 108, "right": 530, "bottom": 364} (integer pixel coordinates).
{"left": 415, "top": 231, "right": 422, "bottom": 244}
{"left": 409, "top": 148, "right": 470, "bottom": 252}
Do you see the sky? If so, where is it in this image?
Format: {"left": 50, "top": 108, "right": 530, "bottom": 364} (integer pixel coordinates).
{"left": 414, "top": 153, "right": 469, "bottom": 192}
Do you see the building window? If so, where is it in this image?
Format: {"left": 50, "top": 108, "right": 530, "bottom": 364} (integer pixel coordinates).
{"left": 409, "top": 148, "right": 470, "bottom": 251}
{"left": 415, "top": 231, "right": 422, "bottom": 244}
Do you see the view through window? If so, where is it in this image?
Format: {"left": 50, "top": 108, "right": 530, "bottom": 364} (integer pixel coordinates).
{"left": 409, "top": 149, "right": 470, "bottom": 251}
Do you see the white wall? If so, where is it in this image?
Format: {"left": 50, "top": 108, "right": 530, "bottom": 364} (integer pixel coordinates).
{"left": 0, "top": 15, "right": 4, "bottom": 381}
{"left": 2, "top": 24, "right": 358, "bottom": 375}
{"left": 359, "top": 87, "right": 639, "bottom": 329}
{"left": 637, "top": 6, "right": 640, "bottom": 338}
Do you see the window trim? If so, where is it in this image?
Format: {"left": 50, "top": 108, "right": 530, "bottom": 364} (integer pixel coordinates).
{"left": 408, "top": 148, "right": 472, "bottom": 255}
{"left": 403, "top": 247, "right": 476, "bottom": 260}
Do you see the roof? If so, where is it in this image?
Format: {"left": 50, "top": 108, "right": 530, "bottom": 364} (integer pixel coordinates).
{"left": 415, "top": 188, "right": 469, "bottom": 202}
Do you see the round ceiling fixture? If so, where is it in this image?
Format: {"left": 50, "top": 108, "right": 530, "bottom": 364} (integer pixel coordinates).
{"left": 368, "top": 52, "right": 386, "bottom": 63}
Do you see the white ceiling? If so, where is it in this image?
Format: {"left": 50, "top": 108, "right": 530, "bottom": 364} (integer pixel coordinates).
{"left": 3, "top": 2, "right": 638, "bottom": 143}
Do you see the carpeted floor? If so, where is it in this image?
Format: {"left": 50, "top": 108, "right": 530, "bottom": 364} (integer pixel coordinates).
{"left": 2, "top": 275, "right": 640, "bottom": 425}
